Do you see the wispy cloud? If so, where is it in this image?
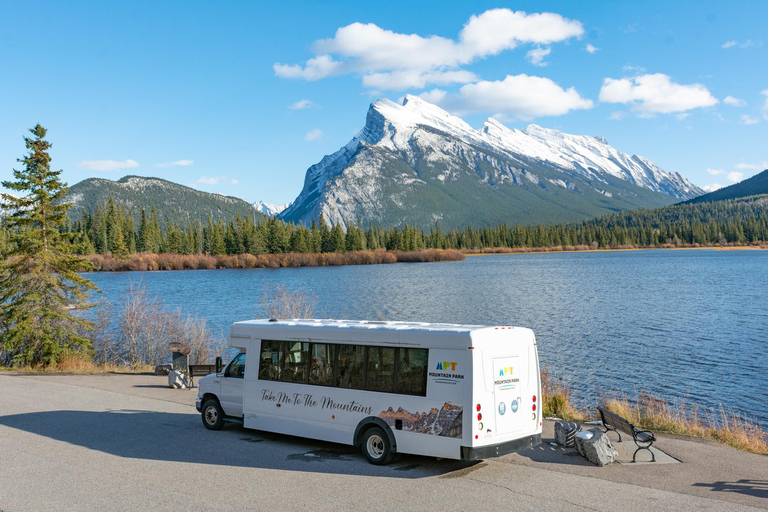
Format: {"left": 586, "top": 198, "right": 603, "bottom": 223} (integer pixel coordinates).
{"left": 155, "top": 160, "right": 194, "bottom": 168}
{"left": 722, "top": 39, "right": 756, "bottom": 49}
{"left": 287, "top": 99, "right": 318, "bottom": 110}
{"left": 304, "top": 129, "right": 323, "bottom": 141}
{"left": 78, "top": 159, "right": 139, "bottom": 172}
{"left": 735, "top": 161, "right": 768, "bottom": 170}
{"left": 195, "top": 176, "right": 239, "bottom": 186}
{"left": 585, "top": 43, "right": 598, "bottom": 54}
{"left": 707, "top": 168, "right": 726, "bottom": 176}
{"left": 727, "top": 171, "right": 743, "bottom": 183}
{"left": 609, "top": 111, "right": 627, "bottom": 120}
{"left": 702, "top": 183, "right": 724, "bottom": 192}
{"left": 599, "top": 73, "right": 718, "bottom": 115}
{"left": 723, "top": 95, "right": 745, "bottom": 107}
{"left": 762, "top": 89, "right": 768, "bottom": 120}
{"left": 526, "top": 47, "right": 551, "bottom": 66}
{"left": 275, "top": 9, "right": 584, "bottom": 90}
{"left": 739, "top": 115, "right": 759, "bottom": 125}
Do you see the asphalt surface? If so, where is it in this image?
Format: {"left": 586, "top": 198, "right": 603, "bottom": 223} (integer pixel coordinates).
{"left": 0, "top": 373, "right": 765, "bottom": 511}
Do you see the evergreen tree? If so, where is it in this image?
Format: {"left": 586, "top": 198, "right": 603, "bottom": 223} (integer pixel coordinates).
{"left": 0, "top": 125, "right": 98, "bottom": 366}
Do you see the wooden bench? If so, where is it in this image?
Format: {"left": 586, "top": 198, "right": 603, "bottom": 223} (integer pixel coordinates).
{"left": 188, "top": 364, "right": 217, "bottom": 386}
{"left": 597, "top": 406, "right": 656, "bottom": 462}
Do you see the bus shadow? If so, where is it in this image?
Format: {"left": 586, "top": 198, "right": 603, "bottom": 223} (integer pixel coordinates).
{"left": 0, "top": 409, "right": 479, "bottom": 478}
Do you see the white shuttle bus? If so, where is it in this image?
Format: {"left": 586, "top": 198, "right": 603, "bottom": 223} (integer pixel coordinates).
{"left": 196, "top": 319, "right": 542, "bottom": 464}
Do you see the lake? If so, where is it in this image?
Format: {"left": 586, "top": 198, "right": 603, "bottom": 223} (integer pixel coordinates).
{"left": 85, "top": 249, "right": 768, "bottom": 427}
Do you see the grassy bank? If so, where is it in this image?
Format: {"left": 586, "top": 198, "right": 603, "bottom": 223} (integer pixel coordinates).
{"left": 541, "top": 369, "right": 767, "bottom": 455}
{"left": 465, "top": 242, "right": 768, "bottom": 256}
{"left": 86, "top": 248, "right": 465, "bottom": 271}
{"left": 0, "top": 356, "right": 155, "bottom": 375}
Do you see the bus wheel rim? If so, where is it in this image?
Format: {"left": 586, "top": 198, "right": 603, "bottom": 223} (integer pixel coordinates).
{"left": 367, "top": 434, "right": 384, "bottom": 458}
{"left": 206, "top": 408, "right": 218, "bottom": 424}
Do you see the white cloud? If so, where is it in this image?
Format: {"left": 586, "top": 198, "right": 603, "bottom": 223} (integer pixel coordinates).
{"left": 304, "top": 129, "right": 323, "bottom": 141}
{"left": 275, "top": 9, "right": 583, "bottom": 90}
{"left": 287, "top": 99, "right": 317, "bottom": 110}
{"left": 740, "top": 114, "right": 759, "bottom": 125}
{"left": 722, "top": 39, "right": 756, "bottom": 49}
{"left": 585, "top": 44, "right": 598, "bottom": 54}
{"left": 274, "top": 55, "right": 342, "bottom": 81}
{"left": 702, "top": 183, "right": 724, "bottom": 192}
{"left": 622, "top": 64, "right": 646, "bottom": 74}
{"left": 609, "top": 111, "right": 627, "bottom": 120}
{"left": 735, "top": 161, "right": 768, "bottom": 170}
{"left": 196, "top": 176, "right": 238, "bottom": 186}
{"left": 723, "top": 95, "right": 745, "bottom": 107}
{"left": 707, "top": 168, "right": 726, "bottom": 176}
{"left": 526, "top": 47, "right": 551, "bottom": 66}
{"left": 727, "top": 171, "right": 744, "bottom": 182}
{"left": 598, "top": 73, "right": 718, "bottom": 114}
{"left": 78, "top": 159, "right": 139, "bottom": 172}
{"left": 675, "top": 113, "right": 690, "bottom": 120}
{"left": 424, "top": 74, "right": 593, "bottom": 120}
{"left": 155, "top": 159, "right": 194, "bottom": 168}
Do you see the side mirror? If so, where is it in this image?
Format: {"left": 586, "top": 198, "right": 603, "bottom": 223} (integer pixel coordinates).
{"left": 215, "top": 356, "right": 223, "bottom": 373}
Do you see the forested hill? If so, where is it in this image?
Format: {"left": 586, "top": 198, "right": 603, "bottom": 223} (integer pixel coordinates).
{"left": 685, "top": 169, "right": 768, "bottom": 205}
{"left": 67, "top": 175, "right": 264, "bottom": 225}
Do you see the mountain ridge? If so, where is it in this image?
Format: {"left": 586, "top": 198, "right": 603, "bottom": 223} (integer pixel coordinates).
{"left": 685, "top": 169, "right": 768, "bottom": 204}
{"left": 280, "top": 95, "right": 703, "bottom": 229}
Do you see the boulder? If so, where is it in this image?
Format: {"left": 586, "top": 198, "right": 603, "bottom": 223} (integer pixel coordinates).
{"left": 554, "top": 420, "right": 582, "bottom": 447}
{"left": 168, "top": 370, "right": 191, "bottom": 389}
{"left": 574, "top": 428, "right": 617, "bottom": 466}
{"left": 154, "top": 364, "right": 173, "bottom": 375}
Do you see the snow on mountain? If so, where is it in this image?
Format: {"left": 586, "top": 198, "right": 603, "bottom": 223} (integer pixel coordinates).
{"left": 280, "top": 95, "right": 704, "bottom": 229}
{"left": 253, "top": 201, "right": 292, "bottom": 217}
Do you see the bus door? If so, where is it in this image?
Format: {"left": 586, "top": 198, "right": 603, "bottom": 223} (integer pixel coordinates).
{"left": 492, "top": 356, "right": 523, "bottom": 435}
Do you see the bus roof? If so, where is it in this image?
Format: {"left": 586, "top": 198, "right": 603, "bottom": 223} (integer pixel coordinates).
{"left": 229, "top": 320, "right": 532, "bottom": 348}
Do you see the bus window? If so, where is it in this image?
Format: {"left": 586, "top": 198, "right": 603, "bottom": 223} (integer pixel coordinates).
{"left": 259, "top": 340, "right": 283, "bottom": 381}
{"left": 282, "top": 342, "right": 309, "bottom": 383}
{"left": 335, "top": 344, "right": 365, "bottom": 389}
{"left": 366, "top": 347, "right": 395, "bottom": 392}
{"left": 309, "top": 343, "right": 334, "bottom": 386}
{"left": 396, "top": 348, "right": 428, "bottom": 396}
{"left": 225, "top": 352, "right": 246, "bottom": 378}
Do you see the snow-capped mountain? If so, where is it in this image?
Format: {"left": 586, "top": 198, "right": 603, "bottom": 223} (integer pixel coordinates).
{"left": 280, "top": 95, "right": 703, "bottom": 229}
{"left": 253, "top": 201, "right": 292, "bottom": 217}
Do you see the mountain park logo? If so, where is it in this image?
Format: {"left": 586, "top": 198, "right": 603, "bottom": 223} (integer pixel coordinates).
{"left": 499, "top": 366, "right": 513, "bottom": 377}
{"left": 430, "top": 361, "right": 464, "bottom": 383}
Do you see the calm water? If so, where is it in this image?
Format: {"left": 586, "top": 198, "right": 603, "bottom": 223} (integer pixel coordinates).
{"left": 85, "top": 249, "right": 768, "bottom": 426}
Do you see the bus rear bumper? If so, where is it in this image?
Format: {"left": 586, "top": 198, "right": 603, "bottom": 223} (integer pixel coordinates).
{"left": 461, "top": 434, "right": 541, "bottom": 460}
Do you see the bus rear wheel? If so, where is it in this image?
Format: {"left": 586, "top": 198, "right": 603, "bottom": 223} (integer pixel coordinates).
{"left": 361, "top": 426, "right": 394, "bottom": 465}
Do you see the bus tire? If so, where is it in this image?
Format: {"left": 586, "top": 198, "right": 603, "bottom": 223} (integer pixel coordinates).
{"left": 202, "top": 399, "right": 225, "bottom": 430}
{"left": 361, "top": 426, "right": 394, "bottom": 465}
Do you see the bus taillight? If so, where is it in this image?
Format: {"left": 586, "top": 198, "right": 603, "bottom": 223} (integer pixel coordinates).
{"left": 477, "top": 412, "right": 482, "bottom": 421}
{"left": 476, "top": 404, "right": 481, "bottom": 412}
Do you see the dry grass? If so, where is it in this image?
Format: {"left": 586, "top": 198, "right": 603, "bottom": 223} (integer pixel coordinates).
{"left": 86, "top": 249, "right": 465, "bottom": 272}
{"left": 464, "top": 242, "right": 768, "bottom": 255}
{"left": 0, "top": 356, "right": 155, "bottom": 374}
{"left": 540, "top": 369, "right": 767, "bottom": 454}
{"left": 603, "top": 394, "right": 767, "bottom": 455}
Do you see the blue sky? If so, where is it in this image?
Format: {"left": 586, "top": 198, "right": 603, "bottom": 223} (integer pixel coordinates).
{"left": 1, "top": 0, "right": 766, "bottom": 205}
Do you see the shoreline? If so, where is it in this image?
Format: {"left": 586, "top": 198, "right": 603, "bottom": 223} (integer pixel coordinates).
{"left": 463, "top": 243, "right": 768, "bottom": 257}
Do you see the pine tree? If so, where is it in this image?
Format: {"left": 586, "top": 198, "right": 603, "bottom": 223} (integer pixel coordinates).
{"left": 0, "top": 125, "right": 98, "bottom": 366}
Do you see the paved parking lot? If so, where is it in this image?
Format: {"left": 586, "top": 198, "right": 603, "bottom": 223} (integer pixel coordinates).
{"left": 0, "top": 373, "right": 765, "bottom": 511}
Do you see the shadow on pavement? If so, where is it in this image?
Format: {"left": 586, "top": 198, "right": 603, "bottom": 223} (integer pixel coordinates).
{"left": 0, "top": 409, "right": 480, "bottom": 478}
{"left": 515, "top": 437, "right": 594, "bottom": 466}
{"left": 692, "top": 479, "right": 768, "bottom": 499}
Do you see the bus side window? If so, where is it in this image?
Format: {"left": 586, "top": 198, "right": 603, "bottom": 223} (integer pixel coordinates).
{"left": 309, "top": 343, "right": 334, "bottom": 386}
{"left": 282, "top": 342, "right": 309, "bottom": 383}
{"left": 335, "top": 344, "right": 365, "bottom": 389}
{"left": 366, "top": 347, "right": 395, "bottom": 392}
{"left": 258, "top": 340, "right": 283, "bottom": 381}
{"left": 396, "top": 348, "right": 429, "bottom": 396}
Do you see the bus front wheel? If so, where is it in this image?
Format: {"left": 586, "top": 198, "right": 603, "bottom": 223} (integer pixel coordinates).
{"left": 361, "top": 426, "right": 394, "bottom": 465}
{"left": 202, "top": 399, "right": 225, "bottom": 430}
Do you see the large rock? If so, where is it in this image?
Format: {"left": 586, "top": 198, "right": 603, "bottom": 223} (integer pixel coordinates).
{"left": 574, "top": 428, "right": 617, "bottom": 466}
{"left": 168, "top": 370, "right": 191, "bottom": 389}
{"left": 555, "top": 420, "right": 582, "bottom": 447}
